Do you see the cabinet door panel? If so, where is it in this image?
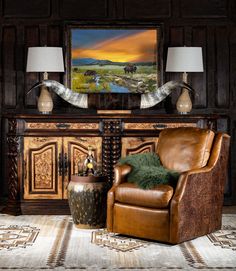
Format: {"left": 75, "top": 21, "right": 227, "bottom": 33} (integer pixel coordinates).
{"left": 24, "top": 137, "right": 63, "bottom": 199}
{"left": 121, "top": 137, "right": 158, "bottom": 157}
{"left": 63, "top": 137, "right": 102, "bottom": 199}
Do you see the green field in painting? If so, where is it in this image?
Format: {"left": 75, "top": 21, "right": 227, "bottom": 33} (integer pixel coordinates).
{"left": 71, "top": 65, "right": 157, "bottom": 93}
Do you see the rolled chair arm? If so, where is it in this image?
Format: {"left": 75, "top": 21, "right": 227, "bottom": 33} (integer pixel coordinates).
{"left": 113, "top": 164, "right": 132, "bottom": 186}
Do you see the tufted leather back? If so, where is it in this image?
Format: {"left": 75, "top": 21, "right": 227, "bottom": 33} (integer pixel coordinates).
{"left": 157, "top": 127, "right": 215, "bottom": 173}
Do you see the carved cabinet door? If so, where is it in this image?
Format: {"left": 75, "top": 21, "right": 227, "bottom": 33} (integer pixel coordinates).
{"left": 63, "top": 136, "right": 102, "bottom": 199}
{"left": 121, "top": 137, "right": 159, "bottom": 158}
{"left": 23, "top": 137, "right": 63, "bottom": 199}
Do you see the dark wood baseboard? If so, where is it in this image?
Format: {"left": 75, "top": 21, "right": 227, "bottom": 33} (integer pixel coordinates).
{"left": 1, "top": 199, "right": 71, "bottom": 215}
{"left": 21, "top": 200, "right": 71, "bottom": 215}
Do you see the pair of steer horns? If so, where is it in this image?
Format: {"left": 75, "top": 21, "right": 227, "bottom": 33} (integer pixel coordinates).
{"left": 28, "top": 80, "right": 194, "bottom": 109}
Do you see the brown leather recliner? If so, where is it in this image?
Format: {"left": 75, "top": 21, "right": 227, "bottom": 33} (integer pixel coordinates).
{"left": 107, "top": 127, "right": 230, "bottom": 244}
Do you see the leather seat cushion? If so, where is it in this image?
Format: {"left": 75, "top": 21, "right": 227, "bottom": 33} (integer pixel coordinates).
{"left": 115, "top": 182, "right": 174, "bottom": 208}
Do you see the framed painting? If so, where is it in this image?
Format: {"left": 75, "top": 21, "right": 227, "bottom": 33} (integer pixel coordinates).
{"left": 66, "top": 24, "right": 163, "bottom": 96}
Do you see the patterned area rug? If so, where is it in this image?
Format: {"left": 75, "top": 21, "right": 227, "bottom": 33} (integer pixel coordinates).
{"left": 91, "top": 229, "right": 151, "bottom": 252}
{"left": 0, "top": 214, "right": 236, "bottom": 270}
{"left": 0, "top": 225, "right": 39, "bottom": 250}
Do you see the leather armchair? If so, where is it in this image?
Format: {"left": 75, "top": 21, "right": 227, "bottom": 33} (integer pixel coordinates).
{"left": 107, "top": 127, "right": 230, "bottom": 244}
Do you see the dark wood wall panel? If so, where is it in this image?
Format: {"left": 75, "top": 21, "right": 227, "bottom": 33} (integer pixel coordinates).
{"left": 169, "top": 27, "right": 184, "bottom": 46}
{"left": 207, "top": 26, "right": 216, "bottom": 109}
{"left": 0, "top": 22, "right": 2, "bottom": 112}
{"left": 180, "top": 0, "right": 228, "bottom": 18}
{"left": 0, "top": 20, "right": 2, "bottom": 188}
{"left": 167, "top": 27, "right": 185, "bottom": 105}
{"left": 24, "top": 26, "right": 40, "bottom": 108}
{"left": 231, "top": 0, "right": 236, "bottom": 21}
{"left": 2, "top": 26, "right": 17, "bottom": 108}
{"left": 3, "top": 0, "right": 51, "bottom": 18}
{"left": 215, "top": 26, "right": 230, "bottom": 108}
{"left": 47, "top": 25, "right": 64, "bottom": 107}
{"left": 192, "top": 27, "right": 207, "bottom": 108}
{"left": 123, "top": 0, "right": 171, "bottom": 19}
{"left": 47, "top": 25, "right": 61, "bottom": 47}
{"left": 15, "top": 26, "right": 25, "bottom": 111}
{"left": 59, "top": 0, "right": 108, "bottom": 19}
{"left": 230, "top": 27, "right": 236, "bottom": 109}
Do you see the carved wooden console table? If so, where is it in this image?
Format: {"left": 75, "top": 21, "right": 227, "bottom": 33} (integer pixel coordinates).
{"left": 3, "top": 114, "right": 221, "bottom": 215}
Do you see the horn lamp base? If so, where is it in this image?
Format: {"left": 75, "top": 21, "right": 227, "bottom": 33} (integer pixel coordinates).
{"left": 37, "top": 86, "right": 53, "bottom": 114}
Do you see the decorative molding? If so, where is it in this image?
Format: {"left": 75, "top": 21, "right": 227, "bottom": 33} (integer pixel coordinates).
{"left": 122, "top": 137, "right": 158, "bottom": 157}
{"left": 102, "top": 119, "right": 123, "bottom": 135}
{"left": 26, "top": 122, "right": 99, "bottom": 130}
{"left": 97, "top": 110, "right": 131, "bottom": 114}
{"left": 31, "top": 138, "right": 50, "bottom": 143}
{"left": 124, "top": 122, "right": 197, "bottom": 130}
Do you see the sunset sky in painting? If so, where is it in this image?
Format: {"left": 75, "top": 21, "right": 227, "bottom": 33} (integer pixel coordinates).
{"left": 71, "top": 29, "right": 157, "bottom": 63}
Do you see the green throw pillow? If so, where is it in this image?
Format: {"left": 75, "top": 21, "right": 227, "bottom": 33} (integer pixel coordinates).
{"left": 119, "top": 152, "right": 179, "bottom": 189}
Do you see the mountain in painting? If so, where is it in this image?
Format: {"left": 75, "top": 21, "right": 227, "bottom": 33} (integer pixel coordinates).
{"left": 72, "top": 58, "right": 155, "bottom": 66}
{"left": 72, "top": 58, "right": 114, "bottom": 66}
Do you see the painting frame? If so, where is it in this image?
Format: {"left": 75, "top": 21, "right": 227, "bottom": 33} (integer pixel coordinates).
{"left": 65, "top": 23, "right": 164, "bottom": 109}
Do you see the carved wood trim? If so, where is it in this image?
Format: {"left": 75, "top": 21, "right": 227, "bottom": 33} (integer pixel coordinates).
{"left": 102, "top": 119, "right": 123, "bottom": 135}
{"left": 124, "top": 122, "right": 197, "bottom": 130}
{"left": 6, "top": 136, "right": 20, "bottom": 201}
{"left": 121, "top": 137, "right": 158, "bottom": 157}
{"left": 26, "top": 122, "right": 99, "bottom": 130}
{"left": 102, "top": 120, "right": 122, "bottom": 185}
{"left": 8, "top": 119, "right": 17, "bottom": 133}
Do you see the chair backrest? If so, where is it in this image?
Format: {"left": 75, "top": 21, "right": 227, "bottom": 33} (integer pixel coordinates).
{"left": 157, "top": 127, "right": 215, "bottom": 173}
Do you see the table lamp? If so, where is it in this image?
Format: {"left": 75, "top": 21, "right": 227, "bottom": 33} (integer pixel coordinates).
{"left": 166, "top": 47, "right": 203, "bottom": 114}
{"left": 26, "top": 46, "right": 64, "bottom": 114}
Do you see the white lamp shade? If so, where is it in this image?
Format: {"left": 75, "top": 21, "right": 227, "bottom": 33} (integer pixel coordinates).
{"left": 26, "top": 47, "right": 65, "bottom": 72}
{"left": 166, "top": 47, "right": 203, "bottom": 72}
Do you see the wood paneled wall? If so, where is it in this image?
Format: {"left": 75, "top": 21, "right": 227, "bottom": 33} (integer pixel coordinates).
{"left": 0, "top": 0, "right": 236, "bottom": 204}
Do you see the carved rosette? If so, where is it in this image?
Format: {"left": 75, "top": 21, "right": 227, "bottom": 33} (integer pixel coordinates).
{"left": 102, "top": 120, "right": 122, "bottom": 186}
{"left": 7, "top": 136, "right": 20, "bottom": 200}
